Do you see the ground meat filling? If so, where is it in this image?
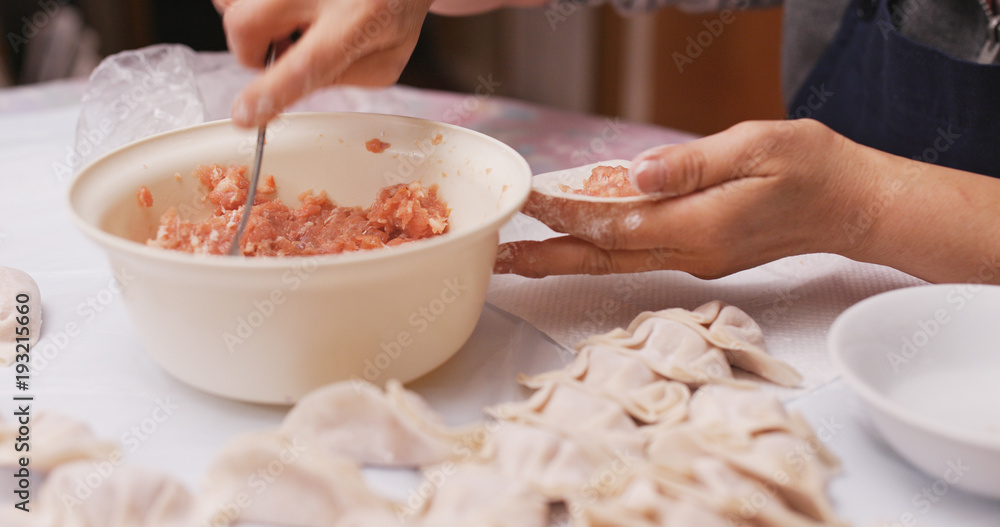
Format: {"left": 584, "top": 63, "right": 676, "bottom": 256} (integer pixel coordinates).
{"left": 365, "top": 138, "right": 390, "bottom": 153}
{"left": 137, "top": 185, "right": 153, "bottom": 207}
{"left": 560, "top": 165, "right": 639, "bottom": 198}
{"left": 147, "top": 164, "right": 450, "bottom": 256}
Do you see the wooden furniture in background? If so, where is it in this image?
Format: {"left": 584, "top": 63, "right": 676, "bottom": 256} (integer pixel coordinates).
{"left": 599, "top": 6, "right": 786, "bottom": 136}
{"left": 425, "top": 5, "right": 785, "bottom": 137}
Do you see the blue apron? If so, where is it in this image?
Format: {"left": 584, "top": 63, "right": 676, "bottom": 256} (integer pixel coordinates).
{"left": 789, "top": 0, "right": 1000, "bottom": 178}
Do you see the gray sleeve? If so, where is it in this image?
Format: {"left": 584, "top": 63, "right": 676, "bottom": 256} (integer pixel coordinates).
{"left": 559, "top": 0, "right": 783, "bottom": 15}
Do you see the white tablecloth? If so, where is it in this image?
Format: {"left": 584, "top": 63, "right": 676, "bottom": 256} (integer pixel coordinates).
{"left": 1, "top": 76, "right": 998, "bottom": 526}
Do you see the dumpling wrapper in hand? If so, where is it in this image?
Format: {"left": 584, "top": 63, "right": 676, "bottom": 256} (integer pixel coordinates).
{"left": 415, "top": 465, "right": 549, "bottom": 527}
{"left": 0, "top": 462, "right": 196, "bottom": 527}
{"left": 490, "top": 380, "right": 643, "bottom": 456}
{"left": 520, "top": 347, "right": 690, "bottom": 425}
{"left": 281, "top": 379, "right": 480, "bottom": 467}
{"left": 200, "top": 430, "right": 394, "bottom": 527}
{"left": 0, "top": 412, "right": 118, "bottom": 472}
{"left": 0, "top": 267, "right": 41, "bottom": 368}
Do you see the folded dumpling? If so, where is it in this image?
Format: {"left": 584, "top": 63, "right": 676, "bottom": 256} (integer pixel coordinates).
{"left": 684, "top": 385, "right": 839, "bottom": 465}
{"left": 678, "top": 458, "right": 831, "bottom": 527}
{"left": 604, "top": 302, "right": 802, "bottom": 387}
{"left": 13, "top": 462, "right": 196, "bottom": 527}
{"left": 475, "top": 421, "right": 628, "bottom": 500}
{"left": 415, "top": 465, "right": 549, "bottom": 527}
{"left": 624, "top": 380, "right": 690, "bottom": 426}
{"left": 520, "top": 346, "right": 690, "bottom": 425}
{"left": 0, "top": 412, "right": 118, "bottom": 472}
{"left": 200, "top": 430, "right": 394, "bottom": 527}
{"left": 520, "top": 346, "right": 655, "bottom": 392}
{"left": 490, "top": 380, "right": 643, "bottom": 456}
{"left": 281, "top": 379, "right": 480, "bottom": 467}
{"left": 686, "top": 384, "right": 795, "bottom": 443}
{"left": 0, "top": 267, "right": 41, "bottom": 368}
{"left": 584, "top": 319, "right": 742, "bottom": 387}
{"left": 571, "top": 473, "right": 732, "bottom": 527}
{"left": 629, "top": 300, "right": 726, "bottom": 329}
{"left": 715, "top": 431, "right": 843, "bottom": 525}
{"left": 646, "top": 413, "right": 843, "bottom": 526}
{"left": 693, "top": 304, "right": 802, "bottom": 387}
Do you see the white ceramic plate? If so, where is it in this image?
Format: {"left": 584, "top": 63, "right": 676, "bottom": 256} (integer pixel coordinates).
{"left": 828, "top": 284, "right": 1000, "bottom": 499}
{"left": 531, "top": 159, "right": 654, "bottom": 203}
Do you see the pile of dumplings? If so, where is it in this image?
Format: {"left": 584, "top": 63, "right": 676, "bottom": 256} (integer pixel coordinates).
{"left": 0, "top": 301, "right": 846, "bottom": 527}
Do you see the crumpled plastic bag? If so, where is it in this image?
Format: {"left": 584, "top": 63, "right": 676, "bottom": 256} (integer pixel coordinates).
{"left": 71, "top": 43, "right": 415, "bottom": 175}
{"left": 73, "top": 44, "right": 215, "bottom": 172}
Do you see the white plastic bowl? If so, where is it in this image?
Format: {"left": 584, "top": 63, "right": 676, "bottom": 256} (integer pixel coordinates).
{"left": 829, "top": 284, "right": 1000, "bottom": 499}
{"left": 68, "top": 112, "right": 531, "bottom": 404}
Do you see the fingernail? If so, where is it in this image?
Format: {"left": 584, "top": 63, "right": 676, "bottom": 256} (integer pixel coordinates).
{"left": 631, "top": 159, "right": 672, "bottom": 195}
{"left": 232, "top": 98, "right": 253, "bottom": 127}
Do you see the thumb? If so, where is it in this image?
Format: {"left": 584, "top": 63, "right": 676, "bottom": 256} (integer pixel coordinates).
{"left": 630, "top": 122, "right": 775, "bottom": 197}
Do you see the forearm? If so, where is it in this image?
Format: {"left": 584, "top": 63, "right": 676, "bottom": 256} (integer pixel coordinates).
{"left": 839, "top": 147, "right": 1000, "bottom": 285}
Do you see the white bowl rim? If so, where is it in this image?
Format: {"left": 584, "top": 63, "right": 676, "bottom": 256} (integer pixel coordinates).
{"left": 828, "top": 283, "right": 1000, "bottom": 452}
{"left": 66, "top": 111, "right": 532, "bottom": 270}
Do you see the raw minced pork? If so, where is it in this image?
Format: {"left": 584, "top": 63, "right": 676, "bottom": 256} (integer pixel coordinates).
{"left": 146, "top": 164, "right": 449, "bottom": 256}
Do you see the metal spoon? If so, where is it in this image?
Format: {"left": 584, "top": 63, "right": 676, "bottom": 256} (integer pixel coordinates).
{"left": 229, "top": 43, "right": 277, "bottom": 256}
